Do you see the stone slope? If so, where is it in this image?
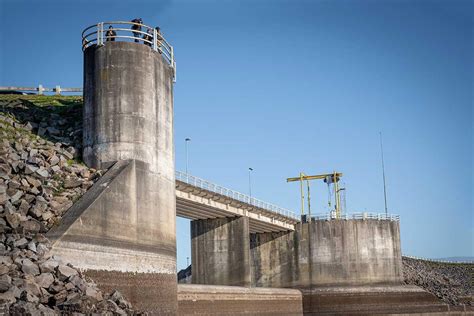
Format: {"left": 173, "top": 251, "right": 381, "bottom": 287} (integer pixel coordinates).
{"left": 403, "top": 256, "right": 473, "bottom": 307}
{"left": 0, "top": 95, "right": 142, "bottom": 314}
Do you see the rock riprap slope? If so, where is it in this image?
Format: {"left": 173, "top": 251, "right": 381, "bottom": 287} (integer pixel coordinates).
{"left": 0, "top": 95, "right": 142, "bottom": 314}
{"left": 403, "top": 256, "right": 473, "bottom": 308}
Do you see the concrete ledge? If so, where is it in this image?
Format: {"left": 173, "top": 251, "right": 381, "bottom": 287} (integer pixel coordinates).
{"left": 300, "top": 285, "right": 449, "bottom": 315}
{"left": 178, "top": 284, "right": 303, "bottom": 315}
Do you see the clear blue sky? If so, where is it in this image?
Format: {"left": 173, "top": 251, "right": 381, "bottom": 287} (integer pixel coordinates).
{"left": 1, "top": 0, "right": 472, "bottom": 270}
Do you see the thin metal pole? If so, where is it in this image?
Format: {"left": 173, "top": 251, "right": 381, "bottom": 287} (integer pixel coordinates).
{"left": 185, "top": 138, "right": 191, "bottom": 175}
{"left": 306, "top": 180, "right": 311, "bottom": 221}
{"left": 379, "top": 132, "right": 388, "bottom": 215}
{"left": 248, "top": 168, "right": 253, "bottom": 201}
{"left": 299, "top": 172, "right": 305, "bottom": 216}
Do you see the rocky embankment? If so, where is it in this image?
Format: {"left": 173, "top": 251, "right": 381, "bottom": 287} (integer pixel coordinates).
{"left": 403, "top": 256, "right": 473, "bottom": 307}
{"left": 0, "top": 96, "right": 141, "bottom": 314}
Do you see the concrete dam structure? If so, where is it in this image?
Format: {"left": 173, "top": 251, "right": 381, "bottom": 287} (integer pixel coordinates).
{"left": 46, "top": 21, "right": 451, "bottom": 315}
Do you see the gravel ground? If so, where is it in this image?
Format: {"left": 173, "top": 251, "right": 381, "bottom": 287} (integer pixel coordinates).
{"left": 403, "top": 256, "right": 473, "bottom": 307}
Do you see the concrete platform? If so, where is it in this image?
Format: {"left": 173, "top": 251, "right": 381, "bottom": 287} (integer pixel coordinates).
{"left": 300, "top": 284, "right": 450, "bottom": 315}
{"left": 178, "top": 284, "right": 303, "bottom": 315}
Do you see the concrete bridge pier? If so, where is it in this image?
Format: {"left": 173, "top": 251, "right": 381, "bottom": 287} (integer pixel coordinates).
{"left": 191, "top": 217, "right": 251, "bottom": 287}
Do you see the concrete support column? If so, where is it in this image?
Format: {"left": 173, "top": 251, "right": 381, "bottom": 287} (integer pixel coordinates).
{"left": 191, "top": 217, "right": 251, "bottom": 287}
{"left": 250, "top": 231, "right": 299, "bottom": 288}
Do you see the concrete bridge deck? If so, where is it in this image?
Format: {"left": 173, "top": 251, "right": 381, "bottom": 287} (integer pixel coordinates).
{"left": 175, "top": 171, "right": 299, "bottom": 233}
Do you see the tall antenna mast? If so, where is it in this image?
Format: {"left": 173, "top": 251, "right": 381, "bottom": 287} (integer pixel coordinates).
{"left": 379, "top": 132, "right": 388, "bottom": 215}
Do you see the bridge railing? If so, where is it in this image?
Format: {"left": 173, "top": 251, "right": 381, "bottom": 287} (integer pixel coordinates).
{"left": 81, "top": 21, "right": 176, "bottom": 81}
{"left": 0, "top": 85, "right": 82, "bottom": 95}
{"left": 312, "top": 212, "right": 400, "bottom": 221}
{"left": 175, "top": 171, "right": 298, "bottom": 220}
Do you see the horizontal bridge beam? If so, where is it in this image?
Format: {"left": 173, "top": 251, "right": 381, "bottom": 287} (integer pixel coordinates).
{"left": 175, "top": 184, "right": 296, "bottom": 233}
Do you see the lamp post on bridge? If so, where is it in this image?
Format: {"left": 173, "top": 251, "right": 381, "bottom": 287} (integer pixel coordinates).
{"left": 185, "top": 138, "right": 191, "bottom": 175}
{"left": 248, "top": 167, "right": 253, "bottom": 204}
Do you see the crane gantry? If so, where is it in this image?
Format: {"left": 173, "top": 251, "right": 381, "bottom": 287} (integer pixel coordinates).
{"left": 287, "top": 171, "right": 344, "bottom": 219}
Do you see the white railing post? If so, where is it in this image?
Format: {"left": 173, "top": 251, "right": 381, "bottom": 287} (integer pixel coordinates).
{"left": 97, "top": 22, "right": 103, "bottom": 46}
{"left": 153, "top": 28, "right": 157, "bottom": 52}
{"left": 171, "top": 46, "right": 176, "bottom": 82}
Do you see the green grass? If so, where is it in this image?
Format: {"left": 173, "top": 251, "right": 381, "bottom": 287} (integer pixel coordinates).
{"left": 0, "top": 94, "right": 83, "bottom": 107}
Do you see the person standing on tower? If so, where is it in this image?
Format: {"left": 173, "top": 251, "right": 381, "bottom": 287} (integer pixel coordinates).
{"left": 155, "top": 26, "right": 163, "bottom": 53}
{"left": 131, "top": 18, "right": 143, "bottom": 43}
{"left": 106, "top": 26, "right": 116, "bottom": 42}
{"left": 143, "top": 27, "right": 153, "bottom": 47}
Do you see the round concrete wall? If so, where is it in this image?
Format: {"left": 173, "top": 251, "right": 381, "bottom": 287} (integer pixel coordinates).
{"left": 83, "top": 41, "right": 174, "bottom": 177}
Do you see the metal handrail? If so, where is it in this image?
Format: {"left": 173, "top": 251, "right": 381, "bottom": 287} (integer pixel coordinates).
{"left": 311, "top": 212, "right": 400, "bottom": 221}
{"left": 175, "top": 171, "right": 298, "bottom": 220}
{"left": 81, "top": 21, "right": 176, "bottom": 82}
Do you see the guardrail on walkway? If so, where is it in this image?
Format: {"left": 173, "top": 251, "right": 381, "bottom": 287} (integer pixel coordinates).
{"left": 81, "top": 21, "right": 176, "bottom": 82}
{"left": 0, "top": 85, "right": 82, "bottom": 95}
{"left": 175, "top": 171, "right": 298, "bottom": 220}
{"left": 312, "top": 212, "right": 400, "bottom": 221}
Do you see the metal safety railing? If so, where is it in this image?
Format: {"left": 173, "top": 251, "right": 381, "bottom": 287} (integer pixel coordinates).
{"left": 175, "top": 171, "right": 298, "bottom": 220}
{"left": 312, "top": 212, "right": 400, "bottom": 221}
{"left": 81, "top": 21, "right": 176, "bottom": 82}
{"left": 0, "top": 85, "right": 82, "bottom": 95}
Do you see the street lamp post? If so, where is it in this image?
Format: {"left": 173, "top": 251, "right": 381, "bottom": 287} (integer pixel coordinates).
{"left": 185, "top": 138, "right": 191, "bottom": 175}
{"left": 248, "top": 167, "right": 253, "bottom": 203}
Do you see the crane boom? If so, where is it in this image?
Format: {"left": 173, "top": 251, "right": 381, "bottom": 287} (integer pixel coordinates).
{"left": 287, "top": 172, "right": 343, "bottom": 182}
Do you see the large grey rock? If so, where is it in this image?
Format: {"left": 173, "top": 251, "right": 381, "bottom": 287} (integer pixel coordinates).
{"left": 57, "top": 265, "right": 78, "bottom": 281}
{"left": 21, "top": 259, "right": 40, "bottom": 276}
{"left": 35, "top": 273, "right": 54, "bottom": 289}
{"left": 35, "top": 168, "right": 49, "bottom": 179}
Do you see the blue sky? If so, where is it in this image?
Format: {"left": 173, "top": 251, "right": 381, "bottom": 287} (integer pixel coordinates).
{"left": 1, "top": 0, "right": 472, "bottom": 270}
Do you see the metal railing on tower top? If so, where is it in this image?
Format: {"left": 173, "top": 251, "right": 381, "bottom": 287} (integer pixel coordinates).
{"left": 175, "top": 171, "right": 299, "bottom": 220}
{"left": 81, "top": 21, "right": 176, "bottom": 82}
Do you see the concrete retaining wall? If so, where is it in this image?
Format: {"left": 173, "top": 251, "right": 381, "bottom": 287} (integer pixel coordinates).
{"left": 300, "top": 285, "right": 449, "bottom": 315}
{"left": 251, "top": 219, "right": 403, "bottom": 287}
{"left": 178, "top": 284, "right": 303, "bottom": 315}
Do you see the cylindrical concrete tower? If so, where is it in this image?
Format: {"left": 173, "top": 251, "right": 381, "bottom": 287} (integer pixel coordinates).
{"left": 78, "top": 22, "right": 176, "bottom": 314}
{"left": 83, "top": 43, "right": 174, "bottom": 175}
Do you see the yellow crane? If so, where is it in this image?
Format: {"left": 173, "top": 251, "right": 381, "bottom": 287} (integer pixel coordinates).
{"left": 287, "top": 171, "right": 343, "bottom": 219}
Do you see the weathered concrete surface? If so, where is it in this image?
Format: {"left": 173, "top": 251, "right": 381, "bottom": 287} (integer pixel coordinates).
{"left": 178, "top": 284, "right": 303, "bottom": 315}
{"left": 48, "top": 159, "right": 177, "bottom": 313}
{"left": 83, "top": 41, "right": 174, "bottom": 175}
{"left": 300, "top": 285, "right": 449, "bottom": 315}
{"left": 77, "top": 41, "right": 176, "bottom": 313}
{"left": 191, "top": 217, "right": 251, "bottom": 286}
{"left": 251, "top": 219, "right": 403, "bottom": 288}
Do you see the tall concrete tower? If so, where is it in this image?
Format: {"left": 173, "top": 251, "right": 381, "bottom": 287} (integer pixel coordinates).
{"left": 48, "top": 22, "right": 177, "bottom": 314}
